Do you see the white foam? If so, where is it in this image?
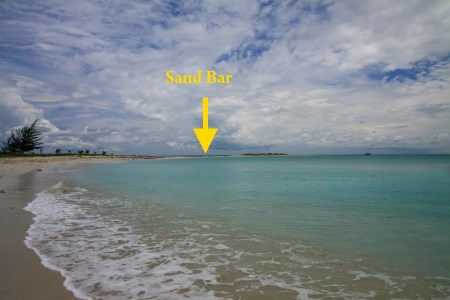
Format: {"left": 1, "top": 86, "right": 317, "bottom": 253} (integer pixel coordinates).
{"left": 24, "top": 182, "right": 430, "bottom": 299}
{"left": 212, "top": 243, "right": 229, "bottom": 250}
{"left": 24, "top": 183, "right": 223, "bottom": 299}
{"left": 350, "top": 270, "right": 402, "bottom": 293}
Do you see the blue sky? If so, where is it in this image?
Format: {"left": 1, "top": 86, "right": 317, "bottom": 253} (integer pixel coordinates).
{"left": 1, "top": 0, "right": 449, "bottom": 155}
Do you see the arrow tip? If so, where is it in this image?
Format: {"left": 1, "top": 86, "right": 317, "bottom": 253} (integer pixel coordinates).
{"left": 194, "top": 128, "right": 218, "bottom": 153}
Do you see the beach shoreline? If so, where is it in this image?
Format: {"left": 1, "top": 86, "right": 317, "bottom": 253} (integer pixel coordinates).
{"left": 0, "top": 156, "right": 154, "bottom": 300}
{"left": 2, "top": 155, "right": 449, "bottom": 298}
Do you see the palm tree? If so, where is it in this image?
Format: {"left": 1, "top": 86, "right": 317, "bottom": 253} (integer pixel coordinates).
{"left": 1, "top": 120, "right": 43, "bottom": 153}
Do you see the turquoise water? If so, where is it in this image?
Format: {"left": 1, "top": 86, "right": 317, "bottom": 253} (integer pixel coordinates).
{"left": 26, "top": 155, "right": 450, "bottom": 299}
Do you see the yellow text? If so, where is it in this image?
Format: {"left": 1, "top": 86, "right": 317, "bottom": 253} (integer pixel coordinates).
{"left": 165, "top": 70, "right": 232, "bottom": 85}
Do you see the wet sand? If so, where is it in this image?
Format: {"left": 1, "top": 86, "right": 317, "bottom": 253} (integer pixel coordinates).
{"left": 0, "top": 156, "right": 143, "bottom": 300}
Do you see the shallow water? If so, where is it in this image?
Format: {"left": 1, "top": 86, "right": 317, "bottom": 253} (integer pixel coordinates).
{"left": 25, "top": 155, "right": 450, "bottom": 299}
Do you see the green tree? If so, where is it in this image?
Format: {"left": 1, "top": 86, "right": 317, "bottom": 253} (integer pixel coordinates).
{"left": 55, "top": 148, "right": 62, "bottom": 154}
{"left": 1, "top": 120, "right": 43, "bottom": 153}
{"left": 85, "top": 149, "right": 90, "bottom": 154}
{"left": 2, "top": 135, "right": 19, "bottom": 153}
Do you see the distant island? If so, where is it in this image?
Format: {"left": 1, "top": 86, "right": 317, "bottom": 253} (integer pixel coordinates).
{"left": 242, "top": 153, "right": 288, "bottom": 156}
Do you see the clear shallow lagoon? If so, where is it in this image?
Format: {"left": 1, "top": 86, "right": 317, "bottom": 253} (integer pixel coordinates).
{"left": 25, "top": 155, "right": 450, "bottom": 299}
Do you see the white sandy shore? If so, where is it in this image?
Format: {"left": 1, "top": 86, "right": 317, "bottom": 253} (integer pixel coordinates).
{"left": 0, "top": 155, "right": 148, "bottom": 300}
{"left": 0, "top": 156, "right": 141, "bottom": 192}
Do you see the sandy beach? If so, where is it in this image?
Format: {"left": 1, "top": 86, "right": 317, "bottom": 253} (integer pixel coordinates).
{"left": 0, "top": 156, "right": 152, "bottom": 300}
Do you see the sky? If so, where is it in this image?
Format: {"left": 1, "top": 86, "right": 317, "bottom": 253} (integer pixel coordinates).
{"left": 1, "top": 0, "right": 450, "bottom": 155}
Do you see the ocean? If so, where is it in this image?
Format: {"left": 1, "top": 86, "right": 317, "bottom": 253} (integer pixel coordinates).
{"left": 25, "top": 155, "right": 450, "bottom": 299}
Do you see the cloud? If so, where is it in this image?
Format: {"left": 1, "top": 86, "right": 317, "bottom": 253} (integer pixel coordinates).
{"left": 0, "top": 79, "right": 43, "bottom": 137}
{"left": 0, "top": 0, "right": 449, "bottom": 154}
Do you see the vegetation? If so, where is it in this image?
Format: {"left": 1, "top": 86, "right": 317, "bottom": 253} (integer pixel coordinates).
{"left": 1, "top": 120, "right": 114, "bottom": 157}
{"left": 242, "top": 153, "right": 288, "bottom": 156}
{"left": 1, "top": 120, "right": 43, "bottom": 153}
{"left": 0, "top": 122, "right": 153, "bottom": 158}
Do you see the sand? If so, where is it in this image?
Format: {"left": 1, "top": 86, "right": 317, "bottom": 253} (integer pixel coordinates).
{"left": 0, "top": 156, "right": 147, "bottom": 300}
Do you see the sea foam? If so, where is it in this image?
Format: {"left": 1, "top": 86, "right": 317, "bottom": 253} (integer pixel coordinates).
{"left": 24, "top": 178, "right": 447, "bottom": 299}
{"left": 24, "top": 183, "right": 222, "bottom": 299}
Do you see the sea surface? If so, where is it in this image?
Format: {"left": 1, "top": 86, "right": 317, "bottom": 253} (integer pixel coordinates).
{"left": 25, "top": 155, "right": 450, "bottom": 299}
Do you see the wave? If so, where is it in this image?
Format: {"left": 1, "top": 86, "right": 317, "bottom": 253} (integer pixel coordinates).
{"left": 24, "top": 182, "right": 449, "bottom": 299}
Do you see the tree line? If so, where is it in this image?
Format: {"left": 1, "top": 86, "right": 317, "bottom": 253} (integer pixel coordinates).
{"left": 1, "top": 120, "right": 111, "bottom": 155}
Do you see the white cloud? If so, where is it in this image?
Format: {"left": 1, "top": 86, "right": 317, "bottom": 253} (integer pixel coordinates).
{"left": 0, "top": 81, "right": 43, "bottom": 136}
{"left": 0, "top": 0, "right": 449, "bottom": 154}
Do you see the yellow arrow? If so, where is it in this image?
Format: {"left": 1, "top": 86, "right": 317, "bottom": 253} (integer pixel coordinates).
{"left": 193, "top": 97, "right": 218, "bottom": 153}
